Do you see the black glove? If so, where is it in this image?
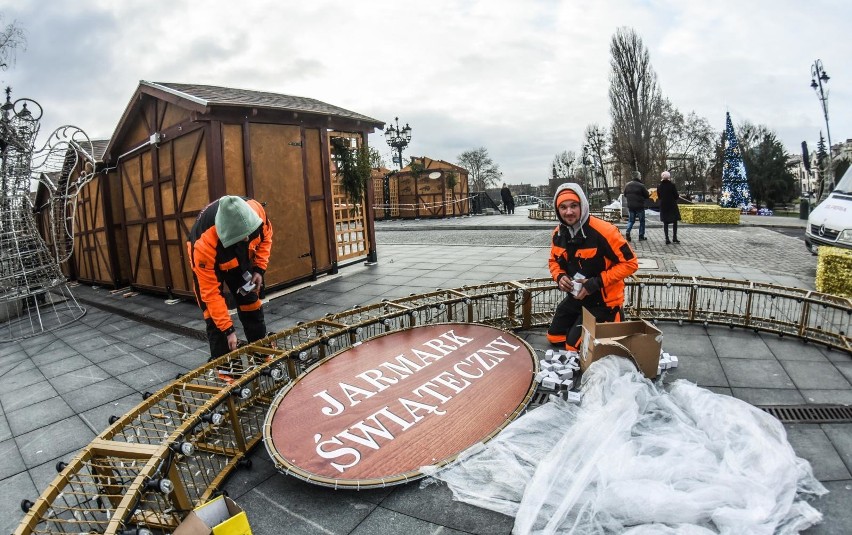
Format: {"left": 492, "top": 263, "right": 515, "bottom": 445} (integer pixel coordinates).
{"left": 582, "top": 276, "right": 602, "bottom": 294}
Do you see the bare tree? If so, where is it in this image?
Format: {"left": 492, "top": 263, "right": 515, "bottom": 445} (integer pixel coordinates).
{"left": 458, "top": 147, "right": 501, "bottom": 191}
{"left": 608, "top": 27, "right": 663, "bottom": 181}
{"left": 550, "top": 150, "right": 576, "bottom": 183}
{"left": 735, "top": 120, "right": 772, "bottom": 155}
{"left": 584, "top": 124, "right": 613, "bottom": 202}
{"left": 0, "top": 15, "right": 26, "bottom": 71}
{"left": 656, "top": 101, "right": 715, "bottom": 195}
{"left": 707, "top": 129, "right": 725, "bottom": 199}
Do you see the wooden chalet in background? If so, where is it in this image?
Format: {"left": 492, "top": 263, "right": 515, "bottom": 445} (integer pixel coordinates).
{"left": 53, "top": 81, "right": 384, "bottom": 297}
{"left": 372, "top": 156, "right": 469, "bottom": 220}
{"left": 34, "top": 139, "right": 129, "bottom": 288}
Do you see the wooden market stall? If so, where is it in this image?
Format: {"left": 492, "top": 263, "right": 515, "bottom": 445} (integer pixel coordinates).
{"left": 371, "top": 156, "right": 469, "bottom": 220}
{"left": 34, "top": 140, "right": 130, "bottom": 288}
{"left": 91, "top": 81, "right": 384, "bottom": 297}
{"left": 370, "top": 167, "right": 396, "bottom": 219}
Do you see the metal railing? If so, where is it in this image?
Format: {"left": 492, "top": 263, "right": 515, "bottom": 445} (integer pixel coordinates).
{"left": 528, "top": 208, "right": 621, "bottom": 223}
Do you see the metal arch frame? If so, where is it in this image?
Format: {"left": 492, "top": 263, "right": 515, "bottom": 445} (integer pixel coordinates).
{"left": 31, "top": 124, "right": 99, "bottom": 264}
{"left": 0, "top": 88, "right": 100, "bottom": 342}
{"left": 14, "top": 275, "right": 850, "bottom": 534}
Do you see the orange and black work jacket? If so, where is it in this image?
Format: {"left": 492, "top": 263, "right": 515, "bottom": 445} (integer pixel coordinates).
{"left": 548, "top": 217, "right": 638, "bottom": 308}
{"left": 186, "top": 199, "right": 273, "bottom": 335}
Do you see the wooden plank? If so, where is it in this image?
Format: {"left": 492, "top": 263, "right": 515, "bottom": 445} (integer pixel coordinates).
{"left": 150, "top": 132, "right": 174, "bottom": 292}
{"left": 161, "top": 100, "right": 192, "bottom": 130}
{"left": 223, "top": 123, "right": 247, "bottom": 197}
{"left": 305, "top": 128, "right": 331, "bottom": 271}
{"left": 208, "top": 120, "right": 225, "bottom": 200}
{"left": 88, "top": 438, "right": 160, "bottom": 458}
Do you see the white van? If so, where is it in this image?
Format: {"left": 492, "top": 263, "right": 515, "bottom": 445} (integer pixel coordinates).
{"left": 804, "top": 165, "right": 852, "bottom": 254}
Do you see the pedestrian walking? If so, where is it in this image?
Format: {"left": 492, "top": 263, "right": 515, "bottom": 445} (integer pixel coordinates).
{"left": 657, "top": 171, "right": 681, "bottom": 244}
{"left": 501, "top": 183, "right": 515, "bottom": 214}
{"left": 186, "top": 195, "right": 274, "bottom": 361}
{"left": 622, "top": 171, "right": 649, "bottom": 242}
{"left": 546, "top": 183, "right": 639, "bottom": 351}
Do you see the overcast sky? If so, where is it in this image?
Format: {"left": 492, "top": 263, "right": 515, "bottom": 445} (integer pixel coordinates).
{"left": 2, "top": 0, "right": 848, "bottom": 185}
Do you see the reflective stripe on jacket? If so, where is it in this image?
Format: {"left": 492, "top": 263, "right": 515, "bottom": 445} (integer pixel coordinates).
{"left": 186, "top": 198, "right": 273, "bottom": 333}
{"left": 548, "top": 215, "right": 637, "bottom": 308}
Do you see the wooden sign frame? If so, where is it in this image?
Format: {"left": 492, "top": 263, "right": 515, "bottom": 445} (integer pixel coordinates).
{"left": 263, "top": 323, "right": 539, "bottom": 488}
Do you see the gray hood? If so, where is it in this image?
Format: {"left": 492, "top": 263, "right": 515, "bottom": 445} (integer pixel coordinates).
{"left": 552, "top": 182, "right": 590, "bottom": 238}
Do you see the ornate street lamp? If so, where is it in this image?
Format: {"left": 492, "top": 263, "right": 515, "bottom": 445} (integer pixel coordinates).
{"left": 810, "top": 59, "right": 833, "bottom": 199}
{"left": 384, "top": 117, "right": 411, "bottom": 170}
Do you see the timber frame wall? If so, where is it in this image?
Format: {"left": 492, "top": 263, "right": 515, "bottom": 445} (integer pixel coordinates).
{"left": 91, "top": 84, "right": 382, "bottom": 297}
{"left": 372, "top": 157, "right": 470, "bottom": 220}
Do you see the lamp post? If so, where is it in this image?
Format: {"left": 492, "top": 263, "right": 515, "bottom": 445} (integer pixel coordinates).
{"left": 810, "top": 59, "right": 834, "bottom": 199}
{"left": 384, "top": 117, "right": 412, "bottom": 170}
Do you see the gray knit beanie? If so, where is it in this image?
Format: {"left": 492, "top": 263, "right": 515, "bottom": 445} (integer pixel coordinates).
{"left": 215, "top": 196, "right": 263, "bottom": 248}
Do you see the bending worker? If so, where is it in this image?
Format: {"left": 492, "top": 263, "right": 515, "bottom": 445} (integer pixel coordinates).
{"left": 547, "top": 183, "right": 638, "bottom": 351}
{"left": 187, "top": 195, "right": 273, "bottom": 360}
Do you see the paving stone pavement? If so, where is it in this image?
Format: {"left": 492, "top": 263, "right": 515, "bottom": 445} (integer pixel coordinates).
{"left": 1, "top": 208, "right": 850, "bottom": 535}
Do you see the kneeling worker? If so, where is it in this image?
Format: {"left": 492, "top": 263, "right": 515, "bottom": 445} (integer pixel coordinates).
{"left": 187, "top": 195, "right": 273, "bottom": 361}
{"left": 547, "top": 183, "right": 638, "bottom": 350}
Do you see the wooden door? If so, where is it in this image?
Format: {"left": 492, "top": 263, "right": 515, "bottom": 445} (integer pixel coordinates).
{"left": 73, "top": 175, "right": 110, "bottom": 284}
{"left": 120, "top": 151, "right": 162, "bottom": 292}
{"left": 304, "top": 127, "right": 332, "bottom": 272}
{"left": 249, "top": 123, "right": 313, "bottom": 285}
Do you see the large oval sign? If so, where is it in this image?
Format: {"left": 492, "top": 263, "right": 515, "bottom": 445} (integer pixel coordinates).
{"left": 264, "top": 323, "right": 537, "bottom": 488}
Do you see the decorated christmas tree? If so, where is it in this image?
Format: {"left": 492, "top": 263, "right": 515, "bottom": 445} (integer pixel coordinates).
{"left": 719, "top": 112, "right": 751, "bottom": 208}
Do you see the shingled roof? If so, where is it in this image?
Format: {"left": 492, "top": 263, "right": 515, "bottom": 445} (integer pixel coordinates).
{"left": 89, "top": 139, "right": 109, "bottom": 162}
{"left": 103, "top": 81, "right": 384, "bottom": 162}
{"left": 144, "top": 81, "right": 383, "bottom": 127}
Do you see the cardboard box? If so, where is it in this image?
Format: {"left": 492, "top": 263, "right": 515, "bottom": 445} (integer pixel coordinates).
{"left": 174, "top": 495, "right": 251, "bottom": 535}
{"left": 578, "top": 308, "right": 662, "bottom": 378}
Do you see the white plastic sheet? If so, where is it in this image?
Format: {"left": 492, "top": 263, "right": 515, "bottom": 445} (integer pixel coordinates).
{"left": 422, "top": 357, "right": 827, "bottom": 534}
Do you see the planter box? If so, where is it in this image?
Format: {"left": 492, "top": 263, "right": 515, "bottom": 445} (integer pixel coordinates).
{"left": 680, "top": 205, "right": 740, "bottom": 224}
{"left": 816, "top": 246, "right": 852, "bottom": 298}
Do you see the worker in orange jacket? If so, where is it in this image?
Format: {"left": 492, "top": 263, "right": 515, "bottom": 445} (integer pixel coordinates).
{"left": 187, "top": 195, "right": 273, "bottom": 360}
{"left": 547, "top": 183, "right": 638, "bottom": 350}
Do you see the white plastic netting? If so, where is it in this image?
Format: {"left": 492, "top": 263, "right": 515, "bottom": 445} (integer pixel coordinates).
{"left": 421, "top": 357, "right": 827, "bottom": 534}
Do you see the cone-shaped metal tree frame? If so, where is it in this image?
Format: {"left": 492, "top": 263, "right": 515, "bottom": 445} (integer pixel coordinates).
{"left": 0, "top": 87, "right": 88, "bottom": 341}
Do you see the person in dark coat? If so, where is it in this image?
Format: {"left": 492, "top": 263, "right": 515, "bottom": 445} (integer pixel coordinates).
{"left": 500, "top": 183, "right": 515, "bottom": 214}
{"left": 622, "top": 171, "right": 649, "bottom": 241}
{"left": 657, "top": 171, "right": 681, "bottom": 244}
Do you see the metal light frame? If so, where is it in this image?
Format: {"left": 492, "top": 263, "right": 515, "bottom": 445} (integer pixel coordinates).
{"left": 14, "top": 275, "right": 850, "bottom": 534}
{"left": 0, "top": 87, "right": 98, "bottom": 341}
